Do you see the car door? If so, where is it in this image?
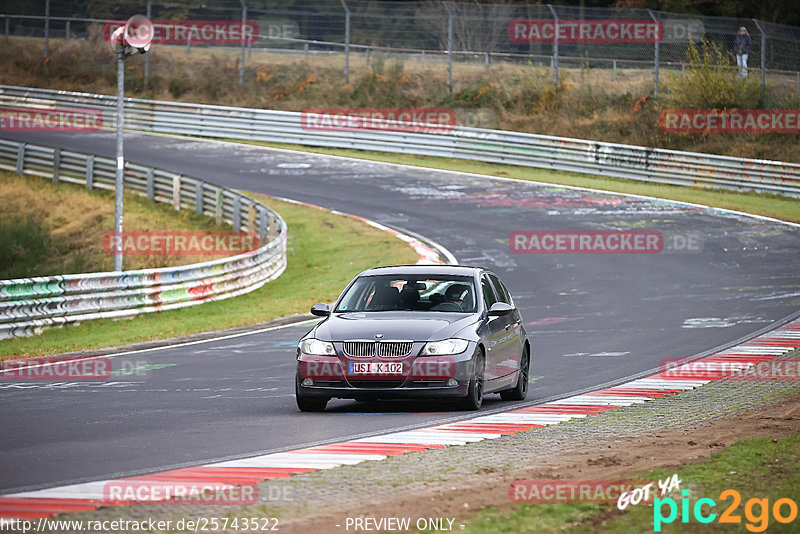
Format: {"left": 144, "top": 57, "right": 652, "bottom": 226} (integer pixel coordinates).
{"left": 479, "top": 273, "right": 507, "bottom": 386}
{"left": 488, "top": 273, "right": 524, "bottom": 386}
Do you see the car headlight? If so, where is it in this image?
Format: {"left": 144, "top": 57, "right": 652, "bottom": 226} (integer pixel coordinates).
{"left": 420, "top": 338, "right": 469, "bottom": 356}
{"left": 298, "top": 338, "right": 336, "bottom": 356}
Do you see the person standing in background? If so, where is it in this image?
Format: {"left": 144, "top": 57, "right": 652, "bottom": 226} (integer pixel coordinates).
{"left": 735, "top": 26, "right": 751, "bottom": 77}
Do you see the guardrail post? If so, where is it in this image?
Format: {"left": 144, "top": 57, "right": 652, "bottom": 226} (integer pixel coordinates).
{"left": 233, "top": 197, "right": 241, "bottom": 231}
{"left": 16, "top": 143, "right": 25, "bottom": 174}
{"left": 442, "top": 1, "right": 453, "bottom": 93}
{"left": 195, "top": 181, "right": 204, "bottom": 215}
{"left": 268, "top": 214, "right": 275, "bottom": 241}
{"left": 259, "top": 209, "right": 268, "bottom": 241}
{"left": 146, "top": 168, "right": 154, "bottom": 201}
{"left": 85, "top": 155, "right": 94, "bottom": 190}
{"left": 172, "top": 175, "right": 181, "bottom": 211}
{"left": 548, "top": 4, "right": 559, "bottom": 87}
{"left": 52, "top": 148, "right": 61, "bottom": 183}
{"left": 215, "top": 189, "right": 223, "bottom": 225}
{"left": 648, "top": 10, "right": 659, "bottom": 96}
{"left": 340, "top": 0, "right": 350, "bottom": 84}
{"left": 752, "top": 19, "right": 766, "bottom": 101}
{"left": 248, "top": 203, "right": 256, "bottom": 233}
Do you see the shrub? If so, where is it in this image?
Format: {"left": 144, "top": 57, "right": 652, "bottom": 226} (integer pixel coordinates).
{"left": 665, "top": 40, "right": 761, "bottom": 110}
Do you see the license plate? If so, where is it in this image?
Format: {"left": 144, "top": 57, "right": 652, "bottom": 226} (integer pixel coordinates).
{"left": 349, "top": 362, "right": 403, "bottom": 374}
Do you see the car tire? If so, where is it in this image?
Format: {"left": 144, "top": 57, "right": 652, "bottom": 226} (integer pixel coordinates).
{"left": 500, "top": 345, "right": 530, "bottom": 401}
{"left": 460, "top": 347, "right": 485, "bottom": 410}
{"left": 295, "top": 380, "right": 329, "bottom": 412}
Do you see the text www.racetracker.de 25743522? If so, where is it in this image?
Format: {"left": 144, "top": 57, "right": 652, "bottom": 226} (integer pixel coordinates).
{"left": 0, "top": 517, "right": 279, "bottom": 533}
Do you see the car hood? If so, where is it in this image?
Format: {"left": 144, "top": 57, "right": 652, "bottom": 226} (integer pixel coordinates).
{"left": 314, "top": 311, "right": 478, "bottom": 342}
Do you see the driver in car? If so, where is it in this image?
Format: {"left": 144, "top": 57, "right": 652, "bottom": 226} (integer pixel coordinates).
{"left": 443, "top": 284, "right": 469, "bottom": 310}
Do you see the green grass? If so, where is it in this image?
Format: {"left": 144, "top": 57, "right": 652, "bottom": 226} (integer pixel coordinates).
{"left": 0, "top": 194, "right": 418, "bottom": 358}
{"left": 456, "top": 431, "right": 800, "bottom": 533}
{"left": 232, "top": 140, "right": 800, "bottom": 225}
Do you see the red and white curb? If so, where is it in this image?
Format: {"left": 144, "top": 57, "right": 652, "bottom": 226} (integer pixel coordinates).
{"left": 1, "top": 320, "right": 797, "bottom": 519}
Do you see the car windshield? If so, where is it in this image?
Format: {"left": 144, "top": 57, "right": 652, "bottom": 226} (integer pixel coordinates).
{"left": 335, "top": 275, "right": 477, "bottom": 313}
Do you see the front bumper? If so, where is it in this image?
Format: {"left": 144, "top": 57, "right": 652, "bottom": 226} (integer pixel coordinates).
{"left": 295, "top": 342, "right": 475, "bottom": 400}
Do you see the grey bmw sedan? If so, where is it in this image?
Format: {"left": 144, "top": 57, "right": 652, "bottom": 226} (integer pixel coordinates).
{"left": 295, "top": 265, "right": 530, "bottom": 412}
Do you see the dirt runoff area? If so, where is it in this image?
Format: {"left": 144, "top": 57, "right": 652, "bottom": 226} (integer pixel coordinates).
{"left": 276, "top": 371, "right": 800, "bottom": 533}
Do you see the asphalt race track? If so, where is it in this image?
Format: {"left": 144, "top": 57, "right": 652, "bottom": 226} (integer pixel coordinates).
{"left": 2, "top": 130, "right": 799, "bottom": 493}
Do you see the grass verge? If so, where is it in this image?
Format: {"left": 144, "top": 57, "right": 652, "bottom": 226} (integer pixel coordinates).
{"left": 0, "top": 170, "right": 226, "bottom": 277}
{"left": 460, "top": 431, "right": 800, "bottom": 533}
{"left": 0, "top": 194, "right": 418, "bottom": 358}
{"left": 230, "top": 140, "right": 800, "bottom": 224}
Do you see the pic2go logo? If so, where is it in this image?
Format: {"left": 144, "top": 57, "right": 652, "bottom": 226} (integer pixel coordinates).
{"left": 654, "top": 490, "right": 798, "bottom": 532}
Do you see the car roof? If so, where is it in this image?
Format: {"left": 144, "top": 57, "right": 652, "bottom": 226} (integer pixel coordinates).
{"left": 357, "top": 265, "right": 489, "bottom": 278}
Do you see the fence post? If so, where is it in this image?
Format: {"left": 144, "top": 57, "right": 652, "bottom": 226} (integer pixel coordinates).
{"left": 4, "top": 16, "right": 9, "bottom": 38}
{"left": 547, "top": 4, "right": 559, "bottom": 87}
{"left": 648, "top": 10, "right": 659, "bottom": 96}
{"left": 752, "top": 19, "right": 766, "bottom": 101}
{"left": 16, "top": 143, "right": 25, "bottom": 174}
{"left": 52, "top": 148, "right": 61, "bottom": 183}
{"left": 86, "top": 155, "right": 94, "bottom": 190}
{"left": 144, "top": 0, "right": 151, "bottom": 88}
{"left": 195, "top": 181, "right": 204, "bottom": 215}
{"left": 613, "top": 59, "right": 617, "bottom": 81}
{"left": 239, "top": 0, "right": 247, "bottom": 85}
{"left": 44, "top": 0, "right": 50, "bottom": 61}
{"left": 146, "top": 168, "right": 154, "bottom": 201}
{"left": 65, "top": 19, "right": 70, "bottom": 39}
{"left": 340, "top": 0, "right": 350, "bottom": 83}
{"left": 304, "top": 42, "right": 309, "bottom": 60}
{"left": 442, "top": 1, "right": 453, "bottom": 93}
{"left": 186, "top": 31, "right": 191, "bottom": 54}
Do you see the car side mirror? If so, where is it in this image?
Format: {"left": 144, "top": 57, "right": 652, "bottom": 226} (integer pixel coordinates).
{"left": 310, "top": 303, "right": 330, "bottom": 317}
{"left": 487, "top": 302, "right": 514, "bottom": 316}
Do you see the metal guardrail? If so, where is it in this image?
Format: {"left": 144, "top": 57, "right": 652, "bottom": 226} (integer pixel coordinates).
{"left": 1, "top": 85, "right": 798, "bottom": 197}
{"left": 0, "top": 138, "right": 287, "bottom": 340}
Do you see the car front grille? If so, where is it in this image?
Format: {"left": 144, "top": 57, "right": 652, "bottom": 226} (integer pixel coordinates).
{"left": 342, "top": 341, "right": 414, "bottom": 358}
{"left": 378, "top": 341, "right": 413, "bottom": 358}
{"left": 343, "top": 341, "right": 375, "bottom": 358}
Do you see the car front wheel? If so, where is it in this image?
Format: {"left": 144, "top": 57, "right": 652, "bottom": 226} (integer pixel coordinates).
{"left": 296, "top": 380, "right": 329, "bottom": 412}
{"left": 460, "top": 347, "right": 485, "bottom": 410}
{"left": 500, "top": 345, "right": 530, "bottom": 401}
